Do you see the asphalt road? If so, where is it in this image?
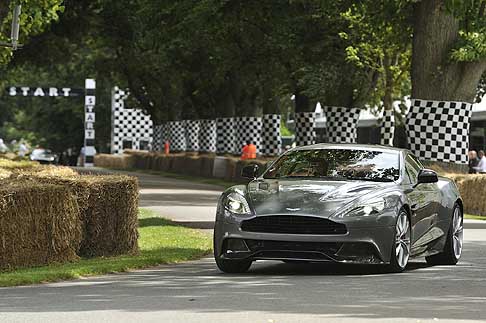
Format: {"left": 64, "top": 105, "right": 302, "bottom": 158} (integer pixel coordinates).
{"left": 1, "top": 170, "right": 486, "bottom": 323}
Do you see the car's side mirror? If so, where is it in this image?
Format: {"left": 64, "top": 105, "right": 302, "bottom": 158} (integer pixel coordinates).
{"left": 241, "top": 164, "right": 259, "bottom": 179}
{"left": 417, "top": 169, "right": 438, "bottom": 185}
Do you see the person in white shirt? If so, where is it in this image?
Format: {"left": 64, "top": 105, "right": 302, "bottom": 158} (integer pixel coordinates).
{"left": 474, "top": 150, "right": 486, "bottom": 173}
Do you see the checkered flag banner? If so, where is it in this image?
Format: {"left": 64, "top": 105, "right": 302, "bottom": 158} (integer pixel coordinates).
{"left": 184, "top": 120, "right": 200, "bottom": 152}
{"left": 111, "top": 86, "right": 153, "bottom": 154}
{"left": 324, "top": 106, "right": 360, "bottom": 143}
{"left": 406, "top": 99, "right": 472, "bottom": 164}
{"left": 168, "top": 121, "right": 186, "bottom": 152}
{"left": 380, "top": 109, "right": 395, "bottom": 146}
{"left": 261, "top": 114, "right": 281, "bottom": 156}
{"left": 295, "top": 112, "right": 316, "bottom": 146}
{"left": 216, "top": 117, "right": 235, "bottom": 154}
{"left": 234, "top": 116, "right": 263, "bottom": 154}
{"left": 199, "top": 119, "right": 217, "bottom": 153}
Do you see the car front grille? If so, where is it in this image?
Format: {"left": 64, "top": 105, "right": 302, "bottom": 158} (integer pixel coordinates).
{"left": 240, "top": 215, "right": 347, "bottom": 235}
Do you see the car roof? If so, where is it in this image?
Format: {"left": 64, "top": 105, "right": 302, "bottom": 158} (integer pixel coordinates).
{"left": 292, "top": 143, "right": 407, "bottom": 154}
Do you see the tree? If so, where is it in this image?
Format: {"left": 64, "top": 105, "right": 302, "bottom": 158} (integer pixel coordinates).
{"left": 339, "top": 2, "right": 412, "bottom": 114}
{"left": 0, "top": 0, "right": 64, "bottom": 66}
{"left": 412, "top": 0, "right": 486, "bottom": 102}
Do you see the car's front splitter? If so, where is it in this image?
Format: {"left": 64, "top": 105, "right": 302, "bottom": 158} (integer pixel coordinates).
{"left": 214, "top": 218, "right": 396, "bottom": 264}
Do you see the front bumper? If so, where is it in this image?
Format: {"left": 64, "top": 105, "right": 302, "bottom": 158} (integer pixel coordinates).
{"left": 214, "top": 213, "right": 396, "bottom": 264}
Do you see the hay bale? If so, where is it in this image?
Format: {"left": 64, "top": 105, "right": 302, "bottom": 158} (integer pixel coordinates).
{"left": 94, "top": 154, "right": 136, "bottom": 169}
{"left": 14, "top": 165, "right": 78, "bottom": 178}
{"left": 28, "top": 175, "right": 140, "bottom": 257}
{"left": 199, "top": 156, "right": 214, "bottom": 177}
{"left": 0, "top": 169, "right": 11, "bottom": 180}
{"left": 446, "top": 174, "right": 486, "bottom": 216}
{"left": 0, "top": 158, "right": 39, "bottom": 171}
{"left": 0, "top": 183, "right": 81, "bottom": 270}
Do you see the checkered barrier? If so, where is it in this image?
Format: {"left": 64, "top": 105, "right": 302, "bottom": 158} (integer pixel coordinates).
{"left": 199, "top": 119, "right": 217, "bottom": 153}
{"left": 152, "top": 125, "right": 163, "bottom": 151}
{"left": 111, "top": 87, "right": 153, "bottom": 154}
{"left": 168, "top": 121, "right": 186, "bottom": 152}
{"left": 216, "top": 117, "right": 235, "bottom": 154}
{"left": 324, "top": 106, "right": 360, "bottom": 143}
{"left": 380, "top": 109, "right": 395, "bottom": 146}
{"left": 261, "top": 114, "right": 281, "bottom": 156}
{"left": 184, "top": 120, "right": 200, "bottom": 152}
{"left": 406, "top": 99, "right": 472, "bottom": 164}
{"left": 295, "top": 112, "right": 316, "bottom": 146}
{"left": 234, "top": 116, "right": 263, "bottom": 154}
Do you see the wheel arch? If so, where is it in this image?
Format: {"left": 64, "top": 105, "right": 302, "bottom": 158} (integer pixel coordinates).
{"left": 455, "top": 198, "right": 463, "bottom": 214}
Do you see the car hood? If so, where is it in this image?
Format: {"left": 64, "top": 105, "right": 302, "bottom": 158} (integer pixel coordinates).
{"left": 247, "top": 178, "right": 390, "bottom": 218}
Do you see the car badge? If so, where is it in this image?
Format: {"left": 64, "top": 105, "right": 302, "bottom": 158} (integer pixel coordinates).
{"left": 286, "top": 207, "right": 300, "bottom": 212}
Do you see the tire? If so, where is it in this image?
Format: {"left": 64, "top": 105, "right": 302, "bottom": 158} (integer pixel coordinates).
{"left": 426, "top": 203, "right": 463, "bottom": 266}
{"left": 386, "top": 209, "right": 411, "bottom": 273}
{"left": 215, "top": 257, "right": 252, "bottom": 273}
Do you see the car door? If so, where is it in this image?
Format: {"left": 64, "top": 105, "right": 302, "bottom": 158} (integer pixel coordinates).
{"left": 403, "top": 154, "right": 441, "bottom": 254}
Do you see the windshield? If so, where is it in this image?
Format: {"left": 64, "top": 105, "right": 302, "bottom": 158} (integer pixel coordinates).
{"left": 263, "top": 149, "right": 400, "bottom": 182}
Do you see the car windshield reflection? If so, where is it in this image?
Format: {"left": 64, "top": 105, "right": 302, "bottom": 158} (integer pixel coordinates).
{"left": 263, "top": 148, "right": 400, "bottom": 182}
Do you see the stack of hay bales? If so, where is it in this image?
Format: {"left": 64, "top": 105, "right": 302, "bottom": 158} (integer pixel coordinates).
{"left": 96, "top": 151, "right": 272, "bottom": 183}
{"left": 0, "top": 159, "right": 139, "bottom": 270}
{"left": 446, "top": 174, "right": 486, "bottom": 216}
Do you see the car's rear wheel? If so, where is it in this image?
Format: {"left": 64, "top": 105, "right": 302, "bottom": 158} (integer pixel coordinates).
{"left": 387, "top": 209, "right": 411, "bottom": 273}
{"left": 426, "top": 204, "right": 463, "bottom": 266}
{"left": 215, "top": 257, "right": 252, "bottom": 273}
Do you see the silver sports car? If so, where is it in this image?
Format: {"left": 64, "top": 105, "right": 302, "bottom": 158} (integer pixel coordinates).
{"left": 213, "top": 144, "right": 463, "bottom": 273}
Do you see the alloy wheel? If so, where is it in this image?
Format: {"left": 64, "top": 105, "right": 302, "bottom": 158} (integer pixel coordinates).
{"left": 452, "top": 207, "right": 464, "bottom": 260}
{"left": 395, "top": 211, "right": 411, "bottom": 269}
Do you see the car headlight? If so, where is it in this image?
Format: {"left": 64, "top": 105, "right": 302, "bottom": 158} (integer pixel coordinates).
{"left": 224, "top": 192, "right": 251, "bottom": 215}
{"left": 335, "top": 197, "right": 386, "bottom": 218}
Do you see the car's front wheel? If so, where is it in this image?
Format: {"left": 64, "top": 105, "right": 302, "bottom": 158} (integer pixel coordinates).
{"left": 387, "top": 209, "right": 411, "bottom": 273}
{"left": 426, "top": 203, "right": 463, "bottom": 266}
{"left": 215, "top": 257, "right": 252, "bottom": 273}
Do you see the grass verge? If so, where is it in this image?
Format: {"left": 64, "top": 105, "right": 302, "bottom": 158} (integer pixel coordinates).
{"left": 465, "top": 214, "right": 486, "bottom": 221}
{"left": 0, "top": 208, "right": 212, "bottom": 287}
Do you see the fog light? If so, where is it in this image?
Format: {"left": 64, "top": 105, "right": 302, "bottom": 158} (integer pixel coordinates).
{"left": 225, "top": 238, "right": 250, "bottom": 254}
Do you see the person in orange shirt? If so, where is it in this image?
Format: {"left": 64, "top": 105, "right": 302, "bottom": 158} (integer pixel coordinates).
{"left": 241, "top": 140, "right": 257, "bottom": 160}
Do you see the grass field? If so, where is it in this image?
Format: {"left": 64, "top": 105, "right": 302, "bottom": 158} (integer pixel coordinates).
{"left": 465, "top": 214, "right": 486, "bottom": 221}
{"left": 0, "top": 209, "right": 212, "bottom": 287}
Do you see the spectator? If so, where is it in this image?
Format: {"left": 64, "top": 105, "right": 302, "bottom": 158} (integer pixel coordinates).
{"left": 241, "top": 140, "right": 257, "bottom": 160}
{"left": 0, "top": 139, "right": 8, "bottom": 153}
{"left": 468, "top": 150, "right": 479, "bottom": 174}
{"left": 474, "top": 150, "right": 486, "bottom": 173}
{"left": 18, "top": 141, "right": 28, "bottom": 157}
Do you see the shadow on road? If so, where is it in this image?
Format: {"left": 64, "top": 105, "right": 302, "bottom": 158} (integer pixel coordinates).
{"left": 1, "top": 241, "right": 485, "bottom": 321}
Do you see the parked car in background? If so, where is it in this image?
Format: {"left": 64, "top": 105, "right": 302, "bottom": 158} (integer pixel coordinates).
{"left": 30, "top": 148, "right": 58, "bottom": 164}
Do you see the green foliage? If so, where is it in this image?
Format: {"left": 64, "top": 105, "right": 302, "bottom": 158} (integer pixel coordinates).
{"left": 339, "top": 1, "right": 412, "bottom": 111}
{"left": 451, "top": 31, "right": 486, "bottom": 62}
{"left": 280, "top": 119, "right": 294, "bottom": 137}
{"left": 0, "top": 0, "right": 64, "bottom": 66}
{"left": 446, "top": 0, "right": 486, "bottom": 62}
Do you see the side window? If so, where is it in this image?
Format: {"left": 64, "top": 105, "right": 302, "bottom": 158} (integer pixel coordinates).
{"left": 408, "top": 154, "right": 424, "bottom": 170}
{"left": 405, "top": 155, "right": 422, "bottom": 185}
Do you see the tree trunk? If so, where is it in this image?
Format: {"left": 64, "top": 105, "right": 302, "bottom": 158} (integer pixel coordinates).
{"left": 294, "top": 92, "right": 312, "bottom": 112}
{"left": 262, "top": 84, "right": 279, "bottom": 115}
{"left": 383, "top": 54, "right": 394, "bottom": 112}
{"left": 412, "top": 0, "right": 486, "bottom": 103}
